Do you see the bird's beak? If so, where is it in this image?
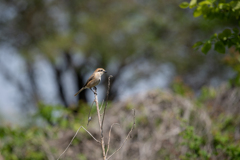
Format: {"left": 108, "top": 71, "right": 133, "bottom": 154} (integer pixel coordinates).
{"left": 104, "top": 71, "right": 107, "bottom": 73}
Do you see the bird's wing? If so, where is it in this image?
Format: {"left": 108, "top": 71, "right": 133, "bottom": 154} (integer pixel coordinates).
{"left": 83, "top": 74, "right": 94, "bottom": 87}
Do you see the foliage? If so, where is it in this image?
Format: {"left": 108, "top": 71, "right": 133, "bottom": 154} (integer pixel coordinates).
{"left": 0, "top": 126, "right": 47, "bottom": 160}
{"left": 0, "top": 103, "right": 92, "bottom": 160}
{"left": 180, "top": 0, "right": 240, "bottom": 54}
{"left": 180, "top": 122, "right": 240, "bottom": 160}
{"left": 223, "top": 49, "right": 240, "bottom": 86}
{"left": 179, "top": 85, "right": 240, "bottom": 160}
{"left": 180, "top": 125, "right": 210, "bottom": 159}
{"left": 180, "top": 0, "right": 240, "bottom": 88}
{"left": 1, "top": 86, "right": 240, "bottom": 159}
{"left": 171, "top": 77, "right": 194, "bottom": 97}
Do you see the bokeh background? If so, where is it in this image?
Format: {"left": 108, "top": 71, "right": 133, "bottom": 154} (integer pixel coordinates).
{"left": 0, "top": 0, "right": 239, "bottom": 160}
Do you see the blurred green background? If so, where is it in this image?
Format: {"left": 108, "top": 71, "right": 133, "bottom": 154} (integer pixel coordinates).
{"left": 0, "top": 0, "right": 240, "bottom": 159}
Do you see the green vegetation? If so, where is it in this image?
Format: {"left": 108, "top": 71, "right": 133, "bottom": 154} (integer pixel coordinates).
{"left": 0, "top": 103, "right": 95, "bottom": 159}
{"left": 180, "top": 118, "right": 240, "bottom": 160}
{"left": 180, "top": 0, "right": 240, "bottom": 54}
{"left": 0, "top": 0, "right": 240, "bottom": 159}
{"left": 180, "top": 0, "right": 240, "bottom": 86}
{"left": 1, "top": 84, "right": 240, "bottom": 159}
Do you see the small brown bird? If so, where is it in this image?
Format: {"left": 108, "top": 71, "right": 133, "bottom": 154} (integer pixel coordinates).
{"left": 74, "top": 68, "right": 107, "bottom": 96}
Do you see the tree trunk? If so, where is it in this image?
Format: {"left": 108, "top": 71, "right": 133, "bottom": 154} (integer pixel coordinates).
{"left": 54, "top": 65, "right": 68, "bottom": 107}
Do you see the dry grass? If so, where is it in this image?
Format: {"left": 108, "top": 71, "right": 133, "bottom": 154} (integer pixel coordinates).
{"left": 54, "top": 87, "right": 240, "bottom": 160}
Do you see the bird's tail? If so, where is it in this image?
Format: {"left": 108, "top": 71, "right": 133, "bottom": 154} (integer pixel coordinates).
{"left": 74, "top": 87, "right": 85, "bottom": 96}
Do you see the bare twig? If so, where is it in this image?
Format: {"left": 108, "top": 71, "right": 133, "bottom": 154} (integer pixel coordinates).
{"left": 57, "top": 126, "right": 100, "bottom": 160}
{"left": 101, "top": 75, "right": 113, "bottom": 133}
{"left": 87, "top": 101, "right": 95, "bottom": 126}
{"left": 92, "top": 75, "right": 113, "bottom": 160}
{"left": 94, "top": 91, "right": 106, "bottom": 159}
{"left": 82, "top": 126, "right": 101, "bottom": 143}
{"left": 100, "top": 99, "right": 105, "bottom": 111}
{"left": 106, "top": 123, "right": 120, "bottom": 157}
{"left": 40, "top": 138, "right": 55, "bottom": 160}
{"left": 106, "top": 109, "right": 135, "bottom": 160}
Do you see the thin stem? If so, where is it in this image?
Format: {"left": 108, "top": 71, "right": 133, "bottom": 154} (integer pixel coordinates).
{"left": 87, "top": 101, "right": 95, "bottom": 126}
{"left": 107, "top": 109, "right": 135, "bottom": 160}
{"left": 57, "top": 126, "right": 100, "bottom": 160}
{"left": 82, "top": 126, "right": 101, "bottom": 143}
{"left": 106, "top": 123, "right": 120, "bottom": 157}
{"left": 94, "top": 92, "right": 106, "bottom": 160}
{"left": 100, "top": 99, "right": 105, "bottom": 111}
{"left": 101, "top": 75, "right": 113, "bottom": 134}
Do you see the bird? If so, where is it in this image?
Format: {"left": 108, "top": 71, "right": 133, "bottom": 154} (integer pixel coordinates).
{"left": 74, "top": 68, "right": 107, "bottom": 96}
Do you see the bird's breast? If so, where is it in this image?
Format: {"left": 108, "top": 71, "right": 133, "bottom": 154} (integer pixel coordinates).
{"left": 88, "top": 77, "right": 101, "bottom": 88}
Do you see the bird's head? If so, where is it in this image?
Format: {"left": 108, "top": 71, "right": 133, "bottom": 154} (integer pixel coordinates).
{"left": 95, "top": 68, "right": 107, "bottom": 76}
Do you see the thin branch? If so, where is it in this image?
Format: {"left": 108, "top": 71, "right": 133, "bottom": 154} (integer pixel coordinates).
{"left": 106, "top": 123, "right": 120, "bottom": 157}
{"left": 107, "top": 109, "right": 135, "bottom": 160}
{"left": 94, "top": 91, "right": 106, "bottom": 159}
{"left": 101, "top": 75, "right": 113, "bottom": 133}
{"left": 87, "top": 101, "right": 95, "bottom": 126}
{"left": 57, "top": 126, "right": 100, "bottom": 160}
{"left": 40, "top": 138, "right": 55, "bottom": 160}
{"left": 100, "top": 99, "right": 105, "bottom": 111}
{"left": 82, "top": 126, "right": 101, "bottom": 143}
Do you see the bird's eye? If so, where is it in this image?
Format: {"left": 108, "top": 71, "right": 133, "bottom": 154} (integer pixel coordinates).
{"left": 99, "top": 70, "right": 102, "bottom": 72}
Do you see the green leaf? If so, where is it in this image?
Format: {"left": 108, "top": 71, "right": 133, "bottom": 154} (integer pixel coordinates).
{"left": 193, "top": 41, "right": 203, "bottom": 49}
{"left": 199, "top": 1, "right": 212, "bottom": 5}
{"left": 233, "top": 2, "right": 240, "bottom": 10}
{"left": 219, "top": 3, "right": 229, "bottom": 9}
{"left": 189, "top": 0, "right": 197, "bottom": 9}
{"left": 214, "top": 41, "right": 225, "bottom": 54}
{"left": 179, "top": 2, "right": 189, "bottom": 8}
{"left": 201, "top": 42, "right": 211, "bottom": 54}
{"left": 210, "top": 33, "right": 218, "bottom": 40}
{"left": 227, "top": 39, "right": 234, "bottom": 48}
{"left": 222, "top": 29, "right": 232, "bottom": 37}
{"left": 193, "top": 9, "right": 202, "bottom": 17}
{"left": 233, "top": 28, "right": 239, "bottom": 34}
{"left": 218, "top": 29, "right": 232, "bottom": 40}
